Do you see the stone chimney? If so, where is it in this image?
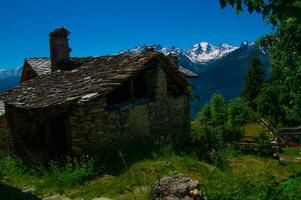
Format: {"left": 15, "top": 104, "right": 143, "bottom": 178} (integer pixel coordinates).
{"left": 143, "top": 46, "right": 156, "bottom": 54}
{"left": 49, "top": 27, "right": 71, "bottom": 71}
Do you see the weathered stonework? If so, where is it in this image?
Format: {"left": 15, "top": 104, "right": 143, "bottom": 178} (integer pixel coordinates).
{"left": 67, "top": 66, "right": 190, "bottom": 156}
{"left": 0, "top": 115, "right": 9, "bottom": 151}
{"left": 4, "top": 64, "right": 190, "bottom": 159}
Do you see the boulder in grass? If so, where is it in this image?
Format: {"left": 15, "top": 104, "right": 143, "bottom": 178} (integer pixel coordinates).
{"left": 150, "top": 174, "right": 206, "bottom": 200}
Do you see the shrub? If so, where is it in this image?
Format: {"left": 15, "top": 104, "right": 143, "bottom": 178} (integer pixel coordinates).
{"left": 43, "top": 156, "right": 97, "bottom": 189}
{"left": 0, "top": 153, "right": 99, "bottom": 194}
{"left": 0, "top": 153, "right": 28, "bottom": 182}
{"left": 192, "top": 94, "right": 254, "bottom": 158}
{"left": 253, "top": 130, "right": 275, "bottom": 156}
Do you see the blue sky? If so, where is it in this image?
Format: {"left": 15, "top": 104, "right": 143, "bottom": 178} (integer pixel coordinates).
{"left": 0, "top": 0, "right": 272, "bottom": 69}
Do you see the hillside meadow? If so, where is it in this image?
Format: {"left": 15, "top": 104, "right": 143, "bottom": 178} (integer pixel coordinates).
{"left": 1, "top": 146, "right": 301, "bottom": 200}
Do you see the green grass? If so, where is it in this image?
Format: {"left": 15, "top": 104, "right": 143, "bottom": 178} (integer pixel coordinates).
{"left": 1, "top": 151, "right": 301, "bottom": 200}
{"left": 281, "top": 147, "right": 301, "bottom": 157}
{"left": 244, "top": 123, "right": 273, "bottom": 142}
{"left": 0, "top": 153, "right": 98, "bottom": 196}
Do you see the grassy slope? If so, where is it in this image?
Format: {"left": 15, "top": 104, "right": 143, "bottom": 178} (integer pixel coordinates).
{"left": 281, "top": 147, "right": 301, "bottom": 157}
{"left": 244, "top": 123, "right": 274, "bottom": 142}
{"left": 1, "top": 153, "right": 301, "bottom": 200}
{"left": 61, "top": 155, "right": 301, "bottom": 200}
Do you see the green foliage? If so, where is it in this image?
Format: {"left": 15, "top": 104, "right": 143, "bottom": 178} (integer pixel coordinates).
{"left": 209, "top": 93, "right": 228, "bottom": 125}
{"left": 227, "top": 98, "right": 255, "bottom": 126}
{"left": 256, "top": 19, "right": 301, "bottom": 126}
{"left": 1, "top": 151, "right": 301, "bottom": 200}
{"left": 43, "top": 156, "right": 96, "bottom": 189}
{"left": 219, "top": 0, "right": 301, "bottom": 25}
{"left": 0, "top": 153, "right": 28, "bottom": 182}
{"left": 0, "top": 153, "right": 98, "bottom": 194}
{"left": 254, "top": 130, "right": 275, "bottom": 155}
{"left": 192, "top": 94, "right": 254, "bottom": 159}
{"left": 258, "top": 175, "right": 301, "bottom": 200}
{"left": 221, "top": 0, "right": 301, "bottom": 127}
{"left": 212, "top": 146, "right": 237, "bottom": 171}
{"left": 281, "top": 147, "right": 301, "bottom": 157}
{"left": 191, "top": 121, "right": 224, "bottom": 156}
{"left": 256, "top": 83, "right": 282, "bottom": 124}
{"left": 241, "top": 58, "right": 265, "bottom": 110}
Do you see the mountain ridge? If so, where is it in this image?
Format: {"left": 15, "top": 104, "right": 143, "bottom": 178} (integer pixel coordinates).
{"left": 121, "top": 41, "right": 242, "bottom": 64}
{"left": 0, "top": 67, "right": 22, "bottom": 92}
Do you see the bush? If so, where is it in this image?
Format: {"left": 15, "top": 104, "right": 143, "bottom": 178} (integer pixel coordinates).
{"left": 253, "top": 131, "right": 275, "bottom": 156}
{"left": 211, "top": 146, "right": 237, "bottom": 171}
{"left": 192, "top": 94, "right": 254, "bottom": 158}
{"left": 43, "top": 156, "right": 97, "bottom": 189}
{"left": 0, "top": 153, "right": 28, "bottom": 182}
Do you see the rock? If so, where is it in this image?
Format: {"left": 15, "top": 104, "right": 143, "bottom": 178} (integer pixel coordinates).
{"left": 23, "top": 186, "right": 36, "bottom": 193}
{"left": 150, "top": 174, "right": 206, "bottom": 200}
{"left": 42, "top": 195, "right": 71, "bottom": 200}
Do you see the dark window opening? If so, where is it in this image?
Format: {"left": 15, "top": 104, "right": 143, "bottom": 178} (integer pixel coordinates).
{"left": 133, "top": 71, "right": 149, "bottom": 99}
{"left": 106, "top": 80, "right": 133, "bottom": 105}
{"left": 106, "top": 71, "right": 151, "bottom": 105}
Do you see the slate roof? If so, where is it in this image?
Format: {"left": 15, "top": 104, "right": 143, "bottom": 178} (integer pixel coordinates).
{"left": 25, "top": 57, "right": 198, "bottom": 79}
{"left": 1, "top": 52, "right": 188, "bottom": 109}
{"left": 25, "top": 58, "right": 51, "bottom": 75}
{"left": 25, "top": 57, "right": 98, "bottom": 76}
{"left": 0, "top": 101, "right": 5, "bottom": 116}
{"left": 178, "top": 66, "right": 198, "bottom": 79}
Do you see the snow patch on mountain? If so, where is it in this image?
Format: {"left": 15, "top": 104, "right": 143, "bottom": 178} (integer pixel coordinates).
{"left": 0, "top": 67, "right": 22, "bottom": 79}
{"left": 184, "top": 42, "right": 238, "bottom": 63}
{"left": 121, "top": 42, "right": 239, "bottom": 64}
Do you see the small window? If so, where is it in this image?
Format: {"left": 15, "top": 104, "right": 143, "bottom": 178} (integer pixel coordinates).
{"left": 106, "top": 80, "right": 132, "bottom": 105}
{"left": 133, "top": 71, "right": 148, "bottom": 99}
{"left": 106, "top": 71, "right": 151, "bottom": 105}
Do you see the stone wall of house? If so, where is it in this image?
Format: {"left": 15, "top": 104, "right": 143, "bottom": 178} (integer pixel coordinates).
{"left": 147, "top": 66, "right": 190, "bottom": 145}
{"left": 68, "top": 65, "right": 190, "bottom": 156}
{"left": 4, "top": 106, "right": 39, "bottom": 157}
{"left": 4, "top": 104, "right": 71, "bottom": 159}
{"left": 0, "top": 115, "right": 9, "bottom": 151}
{"left": 4, "top": 64, "right": 190, "bottom": 159}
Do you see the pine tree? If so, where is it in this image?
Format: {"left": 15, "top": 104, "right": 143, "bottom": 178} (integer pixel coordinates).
{"left": 241, "top": 58, "right": 265, "bottom": 110}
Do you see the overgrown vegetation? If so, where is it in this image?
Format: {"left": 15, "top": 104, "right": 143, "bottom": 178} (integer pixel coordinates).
{"left": 0, "top": 153, "right": 98, "bottom": 195}
{"left": 241, "top": 58, "right": 265, "bottom": 111}
{"left": 191, "top": 93, "right": 256, "bottom": 159}
{"left": 222, "top": 0, "right": 301, "bottom": 128}
{"left": 1, "top": 149, "right": 301, "bottom": 200}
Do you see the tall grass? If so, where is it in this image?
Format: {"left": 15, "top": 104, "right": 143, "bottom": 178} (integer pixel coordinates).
{"left": 0, "top": 153, "right": 98, "bottom": 195}
{"left": 1, "top": 147, "right": 301, "bottom": 200}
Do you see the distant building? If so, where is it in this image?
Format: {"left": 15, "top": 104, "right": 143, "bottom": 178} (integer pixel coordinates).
{"left": 0, "top": 28, "right": 197, "bottom": 159}
{"left": 279, "top": 126, "right": 301, "bottom": 147}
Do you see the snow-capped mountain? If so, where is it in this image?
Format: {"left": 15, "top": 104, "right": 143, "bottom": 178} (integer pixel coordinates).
{"left": 184, "top": 42, "right": 238, "bottom": 63}
{"left": 0, "top": 67, "right": 22, "bottom": 92}
{"left": 0, "top": 67, "right": 22, "bottom": 79}
{"left": 121, "top": 42, "right": 239, "bottom": 64}
{"left": 121, "top": 44, "right": 183, "bottom": 56}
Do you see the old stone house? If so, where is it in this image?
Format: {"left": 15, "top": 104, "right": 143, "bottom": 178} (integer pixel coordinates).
{"left": 0, "top": 28, "right": 196, "bottom": 159}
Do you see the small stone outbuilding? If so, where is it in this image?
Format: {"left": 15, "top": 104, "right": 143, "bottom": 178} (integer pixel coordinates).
{"left": 0, "top": 28, "right": 196, "bottom": 160}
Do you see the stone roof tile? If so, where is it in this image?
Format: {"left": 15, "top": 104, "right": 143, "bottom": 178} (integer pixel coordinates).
{"left": 1, "top": 52, "right": 187, "bottom": 109}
